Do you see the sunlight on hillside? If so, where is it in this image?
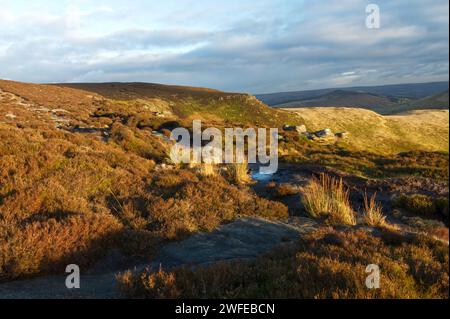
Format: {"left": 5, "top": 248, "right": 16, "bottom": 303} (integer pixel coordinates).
{"left": 285, "top": 107, "right": 449, "bottom": 155}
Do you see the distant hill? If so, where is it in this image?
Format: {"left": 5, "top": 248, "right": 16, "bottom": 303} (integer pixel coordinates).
{"left": 407, "top": 90, "right": 449, "bottom": 110}
{"left": 350, "top": 82, "right": 449, "bottom": 99}
{"left": 57, "top": 82, "right": 229, "bottom": 100}
{"left": 274, "top": 90, "right": 407, "bottom": 113}
{"left": 257, "top": 81, "right": 449, "bottom": 114}
{"left": 379, "top": 90, "right": 449, "bottom": 115}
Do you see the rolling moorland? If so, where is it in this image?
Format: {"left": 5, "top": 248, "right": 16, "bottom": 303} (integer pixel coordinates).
{"left": 0, "top": 79, "right": 448, "bottom": 298}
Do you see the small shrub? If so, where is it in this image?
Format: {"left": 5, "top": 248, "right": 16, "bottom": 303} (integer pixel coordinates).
{"left": 266, "top": 181, "right": 277, "bottom": 189}
{"left": 301, "top": 174, "right": 356, "bottom": 225}
{"left": 393, "top": 194, "right": 449, "bottom": 225}
{"left": 393, "top": 194, "right": 436, "bottom": 216}
{"left": 116, "top": 268, "right": 180, "bottom": 299}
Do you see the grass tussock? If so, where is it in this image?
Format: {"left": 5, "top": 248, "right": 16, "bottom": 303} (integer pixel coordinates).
{"left": 226, "top": 162, "right": 253, "bottom": 185}
{"left": 363, "top": 192, "right": 387, "bottom": 228}
{"left": 117, "top": 228, "right": 449, "bottom": 299}
{"left": 301, "top": 174, "right": 356, "bottom": 225}
{"left": 197, "top": 163, "right": 217, "bottom": 178}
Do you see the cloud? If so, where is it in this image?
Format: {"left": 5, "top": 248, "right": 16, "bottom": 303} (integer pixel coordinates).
{"left": 0, "top": 0, "right": 448, "bottom": 93}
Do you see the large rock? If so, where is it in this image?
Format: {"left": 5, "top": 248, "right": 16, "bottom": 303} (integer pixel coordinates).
{"left": 157, "top": 217, "right": 317, "bottom": 266}
{"left": 314, "top": 128, "right": 334, "bottom": 138}
{"left": 283, "top": 124, "right": 307, "bottom": 134}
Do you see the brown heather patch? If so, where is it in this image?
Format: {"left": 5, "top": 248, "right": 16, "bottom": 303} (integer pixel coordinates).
{"left": 147, "top": 171, "right": 288, "bottom": 239}
{"left": 0, "top": 120, "right": 288, "bottom": 281}
{"left": 117, "top": 228, "right": 449, "bottom": 299}
{"left": 0, "top": 213, "right": 122, "bottom": 281}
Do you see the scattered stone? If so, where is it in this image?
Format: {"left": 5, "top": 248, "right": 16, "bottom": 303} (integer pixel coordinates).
{"left": 5, "top": 113, "right": 16, "bottom": 119}
{"left": 336, "top": 132, "right": 350, "bottom": 139}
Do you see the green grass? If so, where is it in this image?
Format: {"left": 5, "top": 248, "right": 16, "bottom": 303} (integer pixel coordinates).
{"left": 172, "top": 96, "right": 304, "bottom": 127}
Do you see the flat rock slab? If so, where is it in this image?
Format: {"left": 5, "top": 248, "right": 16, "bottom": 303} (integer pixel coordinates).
{"left": 154, "top": 217, "right": 317, "bottom": 267}
{"left": 0, "top": 217, "right": 317, "bottom": 299}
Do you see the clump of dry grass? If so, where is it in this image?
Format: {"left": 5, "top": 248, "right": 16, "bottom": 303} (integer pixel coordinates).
{"left": 301, "top": 174, "right": 356, "bottom": 225}
{"left": 197, "top": 163, "right": 217, "bottom": 177}
{"left": 363, "top": 192, "right": 387, "bottom": 228}
{"left": 226, "top": 162, "right": 253, "bottom": 184}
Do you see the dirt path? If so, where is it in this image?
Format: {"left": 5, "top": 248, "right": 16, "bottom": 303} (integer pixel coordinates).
{"left": 0, "top": 217, "right": 317, "bottom": 299}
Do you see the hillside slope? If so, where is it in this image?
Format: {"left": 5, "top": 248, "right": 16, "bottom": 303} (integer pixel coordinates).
{"left": 0, "top": 80, "right": 303, "bottom": 129}
{"left": 376, "top": 90, "right": 449, "bottom": 115}
{"left": 399, "top": 90, "right": 449, "bottom": 113}
{"left": 55, "top": 82, "right": 302, "bottom": 127}
{"left": 284, "top": 107, "right": 449, "bottom": 155}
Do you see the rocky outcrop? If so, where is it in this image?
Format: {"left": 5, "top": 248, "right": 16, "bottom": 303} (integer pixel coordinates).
{"left": 282, "top": 123, "right": 350, "bottom": 143}
{"left": 283, "top": 124, "right": 307, "bottom": 134}
{"left": 314, "top": 128, "right": 334, "bottom": 138}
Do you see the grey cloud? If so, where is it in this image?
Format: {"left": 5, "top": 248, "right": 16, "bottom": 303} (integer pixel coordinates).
{"left": 0, "top": 0, "right": 448, "bottom": 93}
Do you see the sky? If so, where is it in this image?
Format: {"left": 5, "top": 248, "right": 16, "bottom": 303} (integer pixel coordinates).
{"left": 0, "top": 0, "right": 448, "bottom": 93}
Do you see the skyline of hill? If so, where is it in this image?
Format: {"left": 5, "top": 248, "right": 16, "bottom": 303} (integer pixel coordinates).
{"left": 256, "top": 81, "right": 449, "bottom": 114}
